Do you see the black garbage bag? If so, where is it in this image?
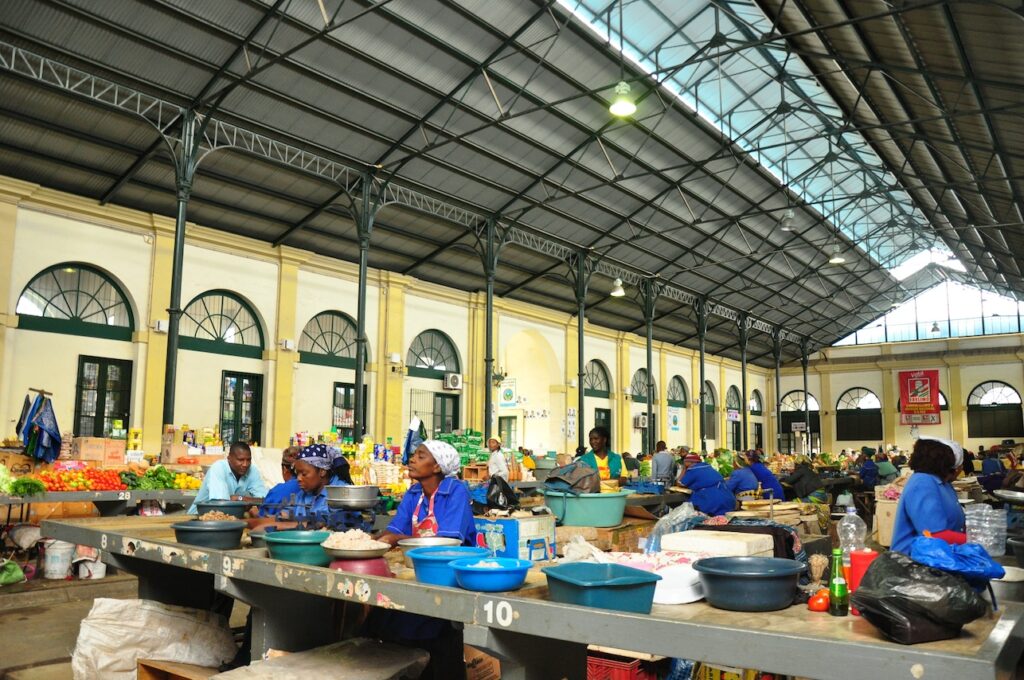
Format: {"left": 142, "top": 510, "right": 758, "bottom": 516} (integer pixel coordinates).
{"left": 486, "top": 476, "right": 518, "bottom": 511}
{"left": 851, "top": 552, "right": 989, "bottom": 645}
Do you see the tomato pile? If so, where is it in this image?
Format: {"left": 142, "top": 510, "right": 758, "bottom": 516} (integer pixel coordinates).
{"left": 36, "top": 468, "right": 128, "bottom": 492}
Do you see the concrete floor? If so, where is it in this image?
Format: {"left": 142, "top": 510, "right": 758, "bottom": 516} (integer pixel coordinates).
{"left": 0, "top": 574, "right": 247, "bottom": 679}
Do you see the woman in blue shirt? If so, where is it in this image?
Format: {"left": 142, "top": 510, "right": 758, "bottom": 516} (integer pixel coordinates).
{"left": 288, "top": 444, "right": 338, "bottom": 521}
{"left": 891, "top": 437, "right": 966, "bottom": 554}
{"left": 679, "top": 453, "right": 736, "bottom": 516}
{"left": 725, "top": 454, "right": 759, "bottom": 495}
{"left": 259, "top": 446, "right": 301, "bottom": 517}
{"left": 374, "top": 440, "right": 475, "bottom": 680}
{"left": 746, "top": 451, "right": 786, "bottom": 500}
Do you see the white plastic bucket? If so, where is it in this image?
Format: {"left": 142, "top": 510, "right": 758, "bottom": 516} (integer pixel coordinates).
{"left": 77, "top": 559, "right": 107, "bottom": 580}
{"left": 42, "top": 539, "right": 75, "bottom": 579}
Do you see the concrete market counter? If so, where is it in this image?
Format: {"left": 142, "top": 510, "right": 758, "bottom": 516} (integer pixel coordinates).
{"left": 42, "top": 516, "right": 1024, "bottom": 680}
{"left": 1, "top": 489, "right": 198, "bottom": 516}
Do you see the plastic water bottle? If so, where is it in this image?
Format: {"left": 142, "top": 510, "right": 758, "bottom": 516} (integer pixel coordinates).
{"left": 837, "top": 506, "right": 867, "bottom": 568}
{"left": 967, "top": 505, "right": 1007, "bottom": 556}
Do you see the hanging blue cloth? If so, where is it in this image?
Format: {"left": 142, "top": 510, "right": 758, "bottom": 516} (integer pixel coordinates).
{"left": 29, "top": 397, "right": 62, "bottom": 463}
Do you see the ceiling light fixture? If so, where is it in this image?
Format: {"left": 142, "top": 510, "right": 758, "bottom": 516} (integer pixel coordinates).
{"left": 828, "top": 243, "right": 846, "bottom": 265}
{"left": 779, "top": 208, "right": 795, "bottom": 232}
{"left": 610, "top": 278, "right": 626, "bottom": 297}
{"left": 608, "top": 1, "right": 636, "bottom": 118}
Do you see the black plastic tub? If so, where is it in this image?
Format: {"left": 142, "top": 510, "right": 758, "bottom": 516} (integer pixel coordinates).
{"left": 170, "top": 520, "right": 246, "bottom": 549}
{"left": 693, "top": 556, "right": 806, "bottom": 612}
{"left": 194, "top": 500, "right": 248, "bottom": 518}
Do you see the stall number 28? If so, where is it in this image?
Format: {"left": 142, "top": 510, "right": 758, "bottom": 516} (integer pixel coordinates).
{"left": 482, "top": 600, "right": 515, "bottom": 627}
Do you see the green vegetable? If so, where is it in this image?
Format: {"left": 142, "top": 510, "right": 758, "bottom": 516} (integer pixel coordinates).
{"left": 9, "top": 477, "right": 46, "bottom": 497}
{"left": 0, "top": 464, "right": 13, "bottom": 494}
{"left": 144, "top": 465, "right": 175, "bottom": 489}
{"left": 119, "top": 471, "right": 140, "bottom": 489}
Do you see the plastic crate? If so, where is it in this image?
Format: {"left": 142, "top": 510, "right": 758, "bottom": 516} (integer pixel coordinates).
{"left": 587, "top": 654, "right": 656, "bottom": 680}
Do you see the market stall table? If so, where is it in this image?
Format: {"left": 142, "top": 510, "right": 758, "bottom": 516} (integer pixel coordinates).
{"left": 0, "top": 489, "right": 199, "bottom": 517}
{"left": 42, "top": 516, "right": 1024, "bottom": 679}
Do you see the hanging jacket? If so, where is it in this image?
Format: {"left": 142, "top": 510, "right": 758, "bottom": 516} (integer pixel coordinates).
{"left": 15, "top": 395, "right": 31, "bottom": 437}
{"left": 20, "top": 394, "right": 43, "bottom": 448}
{"left": 29, "top": 397, "right": 62, "bottom": 463}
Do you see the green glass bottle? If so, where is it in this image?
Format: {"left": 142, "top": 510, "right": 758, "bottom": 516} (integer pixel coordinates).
{"left": 829, "top": 547, "right": 849, "bottom": 616}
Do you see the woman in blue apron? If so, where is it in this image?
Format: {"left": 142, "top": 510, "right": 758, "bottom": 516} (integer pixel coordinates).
{"left": 679, "top": 453, "right": 736, "bottom": 516}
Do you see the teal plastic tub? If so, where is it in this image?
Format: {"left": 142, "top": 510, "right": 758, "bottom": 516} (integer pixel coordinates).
{"left": 543, "top": 490, "right": 630, "bottom": 527}
{"left": 263, "top": 530, "right": 332, "bottom": 566}
{"left": 542, "top": 562, "right": 662, "bottom": 614}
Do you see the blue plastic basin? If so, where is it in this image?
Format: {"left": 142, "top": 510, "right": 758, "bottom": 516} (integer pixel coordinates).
{"left": 542, "top": 562, "right": 662, "bottom": 614}
{"left": 407, "top": 546, "right": 490, "bottom": 587}
{"left": 451, "top": 557, "right": 532, "bottom": 592}
{"left": 543, "top": 491, "right": 630, "bottom": 527}
{"left": 692, "top": 556, "right": 805, "bottom": 612}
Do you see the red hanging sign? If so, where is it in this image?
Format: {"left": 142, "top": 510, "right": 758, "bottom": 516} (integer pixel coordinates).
{"left": 899, "top": 370, "right": 941, "bottom": 425}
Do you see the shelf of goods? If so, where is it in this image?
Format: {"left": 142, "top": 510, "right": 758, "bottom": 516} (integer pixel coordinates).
{"left": 41, "top": 515, "right": 1024, "bottom": 680}
{"left": 0, "top": 489, "right": 199, "bottom": 516}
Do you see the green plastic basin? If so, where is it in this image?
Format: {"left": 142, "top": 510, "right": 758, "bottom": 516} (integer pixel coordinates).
{"left": 263, "top": 530, "right": 331, "bottom": 566}
{"left": 543, "top": 490, "right": 630, "bottom": 527}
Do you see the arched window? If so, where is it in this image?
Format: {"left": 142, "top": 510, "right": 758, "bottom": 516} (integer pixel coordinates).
{"left": 967, "top": 381, "right": 1024, "bottom": 437}
{"left": 726, "top": 386, "right": 742, "bottom": 411}
{"left": 749, "top": 389, "right": 764, "bottom": 416}
{"left": 779, "top": 390, "right": 819, "bottom": 453}
{"left": 407, "top": 329, "right": 460, "bottom": 378}
{"left": 667, "top": 376, "right": 688, "bottom": 408}
{"left": 702, "top": 381, "right": 717, "bottom": 440}
{"left": 298, "top": 311, "right": 360, "bottom": 368}
{"left": 780, "top": 391, "right": 820, "bottom": 412}
{"left": 17, "top": 262, "right": 134, "bottom": 340}
{"left": 584, "top": 360, "right": 611, "bottom": 398}
{"left": 179, "top": 290, "right": 264, "bottom": 358}
{"left": 630, "top": 368, "right": 657, "bottom": 403}
{"left": 836, "top": 388, "right": 883, "bottom": 441}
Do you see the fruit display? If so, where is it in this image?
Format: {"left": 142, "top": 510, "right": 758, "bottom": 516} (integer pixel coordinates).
{"left": 173, "top": 472, "right": 202, "bottom": 490}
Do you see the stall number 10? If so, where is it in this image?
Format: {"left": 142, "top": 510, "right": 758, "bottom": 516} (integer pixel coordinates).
{"left": 482, "top": 600, "right": 514, "bottom": 627}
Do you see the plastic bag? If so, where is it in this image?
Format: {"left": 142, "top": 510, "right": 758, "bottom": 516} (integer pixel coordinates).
{"left": 485, "top": 475, "right": 518, "bottom": 511}
{"left": 560, "top": 535, "right": 609, "bottom": 564}
{"left": 71, "top": 598, "right": 236, "bottom": 679}
{"left": 910, "top": 536, "right": 1006, "bottom": 585}
{"left": 645, "top": 502, "right": 701, "bottom": 553}
{"left": 850, "top": 552, "right": 988, "bottom": 644}
{"left": 543, "top": 461, "right": 600, "bottom": 495}
{"left": 0, "top": 559, "right": 26, "bottom": 586}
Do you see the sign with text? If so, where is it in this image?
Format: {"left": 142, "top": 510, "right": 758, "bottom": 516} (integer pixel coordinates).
{"left": 669, "top": 407, "right": 681, "bottom": 432}
{"left": 899, "top": 369, "right": 941, "bottom": 425}
{"left": 791, "top": 421, "right": 806, "bottom": 432}
{"left": 726, "top": 409, "right": 741, "bottom": 422}
{"left": 499, "top": 379, "right": 517, "bottom": 408}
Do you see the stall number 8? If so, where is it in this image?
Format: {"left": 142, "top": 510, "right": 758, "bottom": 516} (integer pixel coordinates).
{"left": 483, "top": 600, "right": 514, "bottom": 627}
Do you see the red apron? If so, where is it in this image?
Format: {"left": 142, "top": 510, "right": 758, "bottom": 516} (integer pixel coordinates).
{"left": 412, "top": 490, "right": 438, "bottom": 537}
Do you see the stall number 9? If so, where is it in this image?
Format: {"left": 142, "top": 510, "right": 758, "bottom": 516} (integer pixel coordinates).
{"left": 482, "top": 600, "right": 514, "bottom": 628}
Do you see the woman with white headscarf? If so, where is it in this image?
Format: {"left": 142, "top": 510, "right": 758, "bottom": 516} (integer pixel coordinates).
{"left": 378, "top": 440, "right": 476, "bottom": 547}
{"left": 890, "top": 436, "right": 966, "bottom": 554}
{"left": 372, "top": 440, "right": 475, "bottom": 680}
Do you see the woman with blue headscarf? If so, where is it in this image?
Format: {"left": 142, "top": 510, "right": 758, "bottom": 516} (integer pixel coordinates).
{"left": 286, "top": 444, "right": 336, "bottom": 520}
{"left": 369, "top": 440, "right": 475, "bottom": 680}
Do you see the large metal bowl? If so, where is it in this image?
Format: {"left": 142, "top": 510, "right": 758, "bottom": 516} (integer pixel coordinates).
{"left": 398, "top": 536, "right": 461, "bottom": 568}
{"left": 995, "top": 489, "right": 1024, "bottom": 505}
{"left": 326, "top": 485, "right": 380, "bottom": 509}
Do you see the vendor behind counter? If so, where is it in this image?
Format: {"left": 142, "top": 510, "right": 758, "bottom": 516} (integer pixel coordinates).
{"left": 188, "top": 441, "right": 266, "bottom": 514}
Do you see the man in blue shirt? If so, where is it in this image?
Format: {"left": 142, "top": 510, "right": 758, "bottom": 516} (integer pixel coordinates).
{"left": 189, "top": 441, "right": 267, "bottom": 514}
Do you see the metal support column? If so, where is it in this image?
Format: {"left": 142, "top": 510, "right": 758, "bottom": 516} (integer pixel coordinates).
{"left": 482, "top": 220, "right": 499, "bottom": 442}
{"left": 697, "top": 298, "right": 709, "bottom": 452}
{"left": 162, "top": 110, "right": 199, "bottom": 429}
{"left": 571, "top": 251, "right": 592, "bottom": 452}
{"left": 353, "top": 177, "right": 377, "bottom": 440}
{"left": 738, "top": 315, "right": 749, "bottom": 451}
{"left": 773, "top": 328, "right": 783, "bottom": 454}
{"left": 641, "top": 278, "right": 660, "bottom": 455}
{"left": 801, "top": 337, "right": 811, "bottom": 455}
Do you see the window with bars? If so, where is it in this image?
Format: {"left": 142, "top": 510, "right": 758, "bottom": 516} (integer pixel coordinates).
{"left": 780, "top": 390, "right": 820, "bottom": 412}
{"left": 836, "top": 388, "right": 883, "bottom": 441}
{"left": 300, "top": 311, "right": 359, "bottom": 368}
{"left": 407, "top": 330, "right": 460, "bottom": 379}
{"left": 17, "top": 263, "right": 134, "bottom": 340}
{"left": 667, "top": 375, "right": 688, "bottom": 407}
{"left": 779, "top": 390, "right": 821, "bottom": 453}
{"left": 726, "top": 386, "right": 742, "bottom": 411}
{"left": 584, "top": 360, "right": 611, "bottom": 398}
{"left": 967, "top": 381, "right": 1024, "bottom": 438}
{"left": 180, "top": 290, "right": 264, "bottom": 358}
{"left": 631, "top": 368, "right": 657, "bottom": 403}
{"left": 749, "top": 389, "right": 764, "bottom": 415}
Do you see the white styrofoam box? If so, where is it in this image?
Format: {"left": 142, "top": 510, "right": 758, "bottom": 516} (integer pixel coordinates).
{"left": 660, "top": 530, "right": 774, "bottom": 556}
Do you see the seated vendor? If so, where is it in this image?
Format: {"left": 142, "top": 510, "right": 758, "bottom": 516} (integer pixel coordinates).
{"left": 678, "top": 453, "right": 736, "bottom": 516}
{"left": 780, "top": 455, "right": 827, "bottom": 504}
{"left": 189, "top": 441, "right": 267, "bottom": 514}
{"left": 259, "top": 446, "right": 300, "bottom": 517}
{"left": 747, "top": 451, "right": 785, "bottom": 500}
{"left": 725, "top": 453, "right": 759, "bottom": 495}
{"left": 286, "top": 444, "right": 337, "bottom": 520}
{"left": 891, "top": 437, "right": 966, "bottom": 554}
{"left": 876, "top": 454, "right": 899, "bottom": 484}
{"left": 330, "top": 448, "right": 354, "bottom": 486}
{"left": 579, "top": 426, "right": 626, "bottom": 483}
{"left": 373, "top": 440, "right": 476, "bottom": 680}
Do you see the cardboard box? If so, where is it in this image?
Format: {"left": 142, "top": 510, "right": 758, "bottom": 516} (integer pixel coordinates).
{"left": 0, "top": 450, "right": 34, "bottom": 476}
{"left": 465, "top": 646, "right": 500, "bottom": 680}
{"left": 555, "top": 525, "right": 609, "bottom": 554}
{"left": 62, "top": 501, "right": 100, "bottom": 519}
{"left": 875, "top": 499, "right": 898, "bottom": 547}
{"left": 475, "top": 515, "right": 556, "bottom": 561}
{"left": 27, "top": 502, "right": 64, "bottom": 523}
{"left": 161, "top": 442, "right": 189, "bottom": 464}
{"left": 194, "top": 454, "right": 224, "bottom": 467}
{"left": 137, "top": 659, "right": 219, "bottom": 680}
{"left": 103, "top": 439, "right": 127, "bottom": 468}
{"left": 72, "top": 437, "right": 106, "bottom": 461}
{"left": 596, "top": 518, "right": 657, "bottom": 553}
